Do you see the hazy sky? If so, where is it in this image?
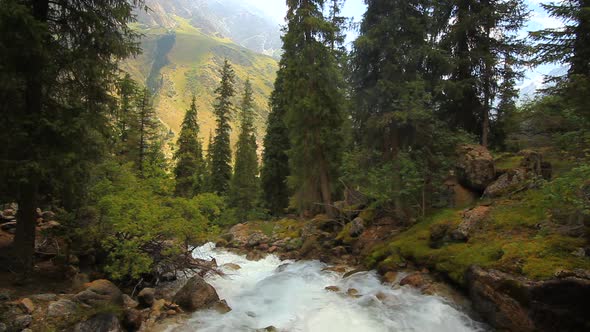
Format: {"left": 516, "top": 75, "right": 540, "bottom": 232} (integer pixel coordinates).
{"left": 245, "top": 0, "right": 563, "bottom": 90}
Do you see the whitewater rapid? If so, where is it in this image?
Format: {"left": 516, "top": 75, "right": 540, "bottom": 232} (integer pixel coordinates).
{"left": 165, "top": 243, "right": 487, "bottom": 332}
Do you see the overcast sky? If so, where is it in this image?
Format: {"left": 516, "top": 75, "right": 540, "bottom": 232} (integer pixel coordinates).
{"left": 245, "top": 0, "right": 563, "bottom": 91}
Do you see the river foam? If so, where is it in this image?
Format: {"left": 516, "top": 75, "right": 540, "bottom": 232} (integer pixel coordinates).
{"left": 166, "top": 243, "right": 488, "bottom": 332}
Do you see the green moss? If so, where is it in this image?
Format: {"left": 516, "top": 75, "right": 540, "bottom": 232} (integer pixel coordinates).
{"left": 358, "top": 208, "right": 376, "bottom": 223}
{"left": 495, "top": 154, "right": 523, "bottom": 170}
{"left": 336, "top": 222, "right": 355, "bottom": 245}
{"left": 370, "top": 190, "right": 590, "bottom": 285}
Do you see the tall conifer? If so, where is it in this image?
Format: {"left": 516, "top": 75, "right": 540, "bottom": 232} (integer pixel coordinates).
{"left": 174, "top": 96, "right": 205, "bottom": 197}
{"left": 210, "top": 60, "right": 235, "bottom": 194}
{"left": 230, "top": 79, "right": 259, "bottom": 220}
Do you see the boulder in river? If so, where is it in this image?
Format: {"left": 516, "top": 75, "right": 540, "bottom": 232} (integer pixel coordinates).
{"left": 74, "top": 279, "right": 123, "bottom": 307}
{"left": 172, "top": 276, "right": 220, "bottom": 312}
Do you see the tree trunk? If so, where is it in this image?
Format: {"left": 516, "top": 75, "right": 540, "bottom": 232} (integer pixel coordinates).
{"left": 14, "top": 177, "right": 39, "bottom": 273}
{"left": 13, "top": 0, "right": 49, "bottom": 273}
{"left": 319, "top": 161, "right": 334, "bottom": 217}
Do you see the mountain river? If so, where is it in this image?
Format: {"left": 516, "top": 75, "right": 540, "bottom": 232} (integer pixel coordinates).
{"left": 164, "top": 243, "right": 488, "bottom": 332}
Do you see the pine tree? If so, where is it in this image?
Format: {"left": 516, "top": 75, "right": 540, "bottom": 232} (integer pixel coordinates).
{"left": 136, "top": 87, "right": 160, "bottom": 177}
{"left": 230, "top": 79, "right": 259, "bottom": 221}
{"left": 351, "top": 0, "right": 436, "bottom": 218}
{"left": 281, "top": 0, "right": 346, "bottom": 216}
{"left": 441, "top": 0, "right": 528, "bottom": 146}
{"left": 531, "top": 0, "right": 590, "bottom": 122}
{"left": 0, "top": 0, "right": 144, "bottom": 272}
{"left": 261, "top": 68, "right": 290, "bottom": 216}
{"left": 205, "top": 130, "right": 214, "bottom": 191}
{"left": 210, "top": 60, "right": 236, "bottom": 195}
{"left": 174, "top": 96, "right": 205, "bottom": 197}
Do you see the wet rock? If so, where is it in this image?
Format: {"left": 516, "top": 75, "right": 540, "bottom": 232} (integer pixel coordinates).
{"left": 47, "top": 299, "right": 78, "bottom": 317}
{"left": 349, "top": 217, "right": 365, "bottom": 237}
{"left": 456, "top": 144, "right": 496, "bottom": 191}
{"left": 122, "top": 294, "right": 138, "bottom": 308}
{"left": 13, "top": 315, "right": 32, "bottom": 330}
{"left": 322, "top": 266, "right": 347, "bottom": 273}
{"left": 19, "top": 298, "right": 35, "bottom": 314}
{"left": 330, "top": 246, "right": 348, "bottom": 257}
{"left": 383, "top": 271, "right": 398, "bottom": 284}
{"left": 138, "top": 288, "right": 156, "bottom": 308}
{"left": 347, "top": 288, "right": 361, "bottom": 298}
{"left": 74, "top": 279, "right": 123, "bottom": 307}
{"left": 343, "top": 268, "right": 367, "bottom": 278}
{"left": 172, "top": 276, "right": 220, "bottom": 312}
{"left": 222, "top": 263, "right": 241, "bottom": 270}
{"left": 247, "top": 232, "right": 269, "bottom": 247}
{"left": 73, "top": 313, "right": 124, "bottom": 332}
{"left": 484, "top": 168, "right": 528, "bottom": 198}
{"left": 325, "top": 286, "right": 340, "bottom": 292}
{"left": 122, "top": 308, "right": 143, "bottom": 331}
{"left": 466, "top": 266, "right": 534, "bottom": 331}
{"left": 268, "top": 245, "right": 278, "bottom": 253}
{"left": 258, "top": 243, "right": 269, "bottom": 251}
{"left": 246, "top": 250, "right": 265, "bottom": 261}
{"left": 256, "top": 326, "right": 278, "bottom": 332}
{"left": 400, "top": 272, "right": 432, "bottom": 290}
{"left": 451, "top": 206, "right": 491, "bottom": 241}
{"left": 212, "top": 299, "right": 232, "bottom": 314}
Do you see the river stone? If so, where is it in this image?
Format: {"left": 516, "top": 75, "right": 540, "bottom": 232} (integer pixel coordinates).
{"left": 74, "top": 279, "right": 123, "bottom": 307}
{"left": 19, "top": 298, "right": 35, "bottom": 314}
{"left": 122, "top": 294, "right": 138, "bottom": 308}
{"left": 137, "top": 287, "right": 156, "bottom": 308}
{"left": 48, "top": 299, "right": 78, "bottom": 317}
{"left": 73, "top": 313, "right": 124, "bottom": 332}
{"left": 13, "top": 315, "right": 32, "bottom": 330}
{"left": 212, "top": 299, "right": 232, "bottom": 314}
{"left": 172, "top": 276, "right": 220, "bottom": 312}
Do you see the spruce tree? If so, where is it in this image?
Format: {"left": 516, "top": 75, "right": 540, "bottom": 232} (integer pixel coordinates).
{"left": 136, "top": 87, "right": 160, "bottom": 177}
{"left": 531, "top": 0, "right": 590, "bottom": 122}
{"left": 281, "top": 0, "right": 346, "bottom": 216}
{"left": 351, "top": 0, "right": 436, "bottom": 218}
{"left": 210, "top": 60, "right": 236, "bottom": 195}
{"left": 441, "top": 0, "right": 528, "bottom": 146}
{"left": 230, "top": 79, "right": 259, "bottom": 221}
{"left": 261, "top": 69, "right": 290, "bottom": 216}
{"left": 0, "top": 0, "right": 144, "bottom": 272}
{"left": 174, "top": 96, "right": 205, "bottom": 197}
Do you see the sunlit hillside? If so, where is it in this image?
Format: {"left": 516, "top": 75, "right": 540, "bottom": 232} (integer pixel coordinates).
{"left": 122, "top": 16, "right": 278, "bottom": 149}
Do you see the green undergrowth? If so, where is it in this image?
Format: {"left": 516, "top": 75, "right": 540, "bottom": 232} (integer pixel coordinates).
{"left": 367, "top": 186, "right": 590, "bottom": 285}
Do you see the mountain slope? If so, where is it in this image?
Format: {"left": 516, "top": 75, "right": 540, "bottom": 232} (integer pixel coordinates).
{"left": 123, "top": 10, "right": 279, "bottom": 147}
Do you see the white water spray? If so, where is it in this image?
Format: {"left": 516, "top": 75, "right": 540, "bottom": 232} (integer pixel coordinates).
{"left": 166, "top": 243, "right": 487, "bottom": 332}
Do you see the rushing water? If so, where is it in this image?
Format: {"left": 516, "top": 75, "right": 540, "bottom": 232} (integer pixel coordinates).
{"left": 165, "top": 243, "right": 487, "bottom": 332}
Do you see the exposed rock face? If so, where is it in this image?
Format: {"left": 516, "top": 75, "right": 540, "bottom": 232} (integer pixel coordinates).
{"left": 465, "top": 266, "right": 590, "bottom": 332}
{"left": 172, "top": 276, "right": 220, "bottom": 312}
{"left": 73, "top": 313, "right": 124, "bottom": 332}
{"left": 484, "top": 168, "right": 528, "bottom": 198}
{"left": 226, "top": 223, "right": 250, "bottom": 246}
{"left": 74, "top": 279, "right": 123, "bottom": 307}
{"left": 456, "top": 144, "right": 496, "bottom": 191}
{"left": 451, "top": 206, "right": 491, "bottom": 241}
